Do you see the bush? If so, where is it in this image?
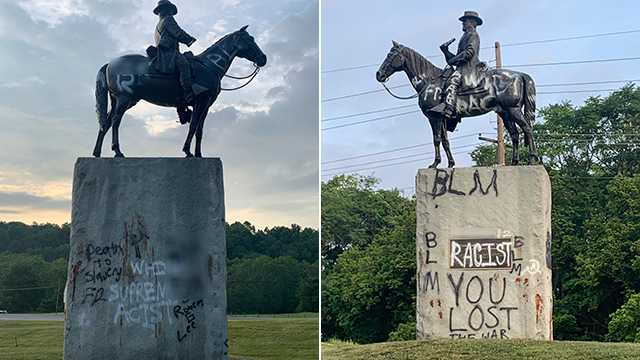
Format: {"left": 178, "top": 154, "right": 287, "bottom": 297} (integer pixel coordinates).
{"left": 388, "top": 321, "right": 416, "bottom": 341}
{"left": 608, "top": 293, "right": 640, "bottom": 342}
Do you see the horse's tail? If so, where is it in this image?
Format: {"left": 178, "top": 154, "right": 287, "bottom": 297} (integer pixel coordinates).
{"left": 95, "top": 64, "right": 109, "bottom": 131}
{"left": 522, "top": 73, "right": 536, "bottom": 127}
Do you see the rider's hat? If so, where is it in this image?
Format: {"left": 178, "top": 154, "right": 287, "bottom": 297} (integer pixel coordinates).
{"left": 153, "top": 0, "right": 178, "bottom": 16}
{"left": 459, "top": 11, "right": 483, "bottom": 26}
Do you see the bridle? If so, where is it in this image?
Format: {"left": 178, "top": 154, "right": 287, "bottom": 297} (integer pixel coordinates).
{"left": 221, "top": 64, "right": 260, "bottom": 91}
{"left": 220, "top": 33, "right": 262, "bottom": 91}
{"left": 382, "top": 80, "right": 419, "bottom": 100}
{"left": 380, "top": 49, "right": 419, "bottom": 100}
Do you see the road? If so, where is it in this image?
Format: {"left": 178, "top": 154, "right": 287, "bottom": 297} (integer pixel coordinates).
{"left": 0, "top": 313, "right": 314, "bottom": 321}
{"left": 0, "top": 313, "right": 64, "bottom": 321}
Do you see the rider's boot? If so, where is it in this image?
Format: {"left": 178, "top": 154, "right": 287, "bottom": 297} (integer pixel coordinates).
{"left": 443, "top": 72, "right": 461, "bottom": 119}
{"left": 178, "top": 59, "right": 195, "bottom": 104}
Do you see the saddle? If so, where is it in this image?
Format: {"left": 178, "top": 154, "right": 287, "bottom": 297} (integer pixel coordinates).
{"left": 145, "top": 45, "right": 193, "bottom": 124}
{"left": 145, "top": 46, "right": 197, "bottom": 76}
{"left": 430, "top": 62, "right": 491, "bottom": 132}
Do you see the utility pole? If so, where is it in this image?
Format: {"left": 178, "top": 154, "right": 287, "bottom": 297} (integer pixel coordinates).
{"left": 495, "top": 41, "right": 506, "bottom": 166}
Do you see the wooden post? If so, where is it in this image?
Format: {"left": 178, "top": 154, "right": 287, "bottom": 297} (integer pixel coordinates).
{"left": 495, "top": 41, "right": 506, "bottom": 166}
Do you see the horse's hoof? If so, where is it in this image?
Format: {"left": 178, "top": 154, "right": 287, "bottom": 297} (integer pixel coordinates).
{"left": 185, "top": 153, "right": 194, "bottom": 158}
{"left": 114, "top": 153, "right": 125, "bottom": 158}
{"left": 529, "top": 155, "right": 541, "bottom": 165}
{"left": 447, "top": 162, "right": 455, "bottom": 168}
{"left": 93, "top": 151, "right": 101, "bottom": 158}
{"left": 428, "top": 162, "right": 440, "bottom": 169}
{"left": 195, "top": 153, "right": 202, "bottom": 158}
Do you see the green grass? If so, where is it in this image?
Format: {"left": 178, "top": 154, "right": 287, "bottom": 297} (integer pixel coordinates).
{"left": 0, "top": 314, "right": 318, "bottom": 360}
{"left": 322, "top": 339, "right": 640, "bottom": 360}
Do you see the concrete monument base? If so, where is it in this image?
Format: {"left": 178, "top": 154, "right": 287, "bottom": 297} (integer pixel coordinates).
{"left": 416, "top": 166, "right": 552, "bottom": 341}
{"left": 64, "top": 158, "right": 227, "bottom": 359}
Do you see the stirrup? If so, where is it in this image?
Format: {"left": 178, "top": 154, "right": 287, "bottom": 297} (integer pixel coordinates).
{"left": 184, "top": 91, "right": 195, "bottom": 103}
{"left": 443, "top": 104, "right": 456, "bottom": 118}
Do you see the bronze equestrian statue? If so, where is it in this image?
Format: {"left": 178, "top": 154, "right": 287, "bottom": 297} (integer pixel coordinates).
{"left": 376, "top": 10, "right": 540, "bottom": 167}
{"left": 93, "top": 0, "right": 267, "bottom": 158}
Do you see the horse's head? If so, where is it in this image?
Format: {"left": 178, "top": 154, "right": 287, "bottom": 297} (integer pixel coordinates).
{"left": 376, "top": 41, "right": 405, "bottom": 83}
{"left": 233, "top": 25, "right": 267, "bottom": 67}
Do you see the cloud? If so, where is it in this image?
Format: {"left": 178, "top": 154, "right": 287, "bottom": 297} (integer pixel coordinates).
{"left": 18, "top": 0, "right": 90, "bottom": 27}
{"left": 0, "top": 191, "right": 69, "bottom": 210}
{"left": 0, "top": 0, "right": 319, "bottom": 228}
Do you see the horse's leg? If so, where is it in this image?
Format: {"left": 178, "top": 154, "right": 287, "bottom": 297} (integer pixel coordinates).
{"left": 427, "top": 116, "right": 442, "bottom": 168}
{"left": 508, "top": 107, "right": 538, "bottom": 164}
{"left": 195, "top": 121, "right": 204, "bottom": 158}
{"left": 501, "top": 110, "right": 520, "bottom": 165}
{"left": 195, "top": 100, "right": 212, "bottom": 158}
{"left": 441, "top": 120, "right": 455, "bottom": 168}
{"left": 183, "top": 97, "right": 206, "bottom": 157}
{"left": 93, "top": 95, "right": 115, "bottom": 158}
{"left": 111, "top": 97, "right": 134, "bottom": 158}
{"left": 93, "top": 125, "right": 111, "bottom": 158}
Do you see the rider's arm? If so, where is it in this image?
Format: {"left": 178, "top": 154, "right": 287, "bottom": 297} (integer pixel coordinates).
{"left": 447, "top": 33, "right": 478, "bottom": 66}
{"left": 441, "top": 47, "right": 455, "bottom": 62}
{"left": 440, "top": 38, "right": 455, "bottom": 62}
{"left": 165, "top": 16, "right": 197, "bottom": 46}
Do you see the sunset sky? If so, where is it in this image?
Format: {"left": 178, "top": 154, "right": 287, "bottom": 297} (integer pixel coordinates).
{"left": 0, "top": 0, "right": 319, "bottom": 228}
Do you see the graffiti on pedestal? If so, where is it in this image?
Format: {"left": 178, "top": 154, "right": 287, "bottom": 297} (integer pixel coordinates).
{"left": 418, "top": 169, "right": 550, "bottom": 339}
{"left": 69, "top": 214, "right": 178, "bottom": 329}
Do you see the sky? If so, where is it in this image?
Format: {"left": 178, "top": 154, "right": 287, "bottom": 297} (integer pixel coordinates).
{"left": 0, "top": 0, "right": 319, "bottom": 228}
{"left": 321, "top": 1, "right": 640, "bottom": 193}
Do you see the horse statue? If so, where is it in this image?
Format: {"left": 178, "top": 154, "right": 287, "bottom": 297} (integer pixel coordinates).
{"left": 375, "top": 41, "right": 539, "bottom": 168}
{"left": 93, "top": 25, "right": 267, "bottom": 158}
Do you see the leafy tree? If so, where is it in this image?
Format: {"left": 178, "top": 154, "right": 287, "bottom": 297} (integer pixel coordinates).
{"left": 296, "top": 261, "right": 319, "bottom": 312}
{"left": 322, "top": 175, "right": 412, "bottom": 269}
{"left": 227, "top": 256, "right": 303, "bottom": 314}
{"left": 0, "top": 254, "right": 48, "bottom": 312}
{"left": 322, "top": 180, "right": 415, "bottom": 343}
{"left": 608, "top": 293, "right": 640, "bottom": 342}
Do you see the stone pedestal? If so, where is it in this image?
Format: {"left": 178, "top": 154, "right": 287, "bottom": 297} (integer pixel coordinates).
{"left": 415, "top": 166, "right": 552, "bottom": 341}
{"left": 64, "top": 158, "right": 227, "bottom": 360}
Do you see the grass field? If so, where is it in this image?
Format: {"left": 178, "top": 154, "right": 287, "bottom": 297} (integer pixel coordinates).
{"left": 0, "top": 314, "right": 318, "bottom": 360}
{"left": 322, "top": 339, "right": 640, "bottom": 360}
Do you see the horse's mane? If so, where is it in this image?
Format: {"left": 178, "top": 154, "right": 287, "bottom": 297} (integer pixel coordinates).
{"left": 199, "top": 30, "right": 237, "bottom": 56}
{"left": 400, "top": 46, "right": 443, "bottom": 81}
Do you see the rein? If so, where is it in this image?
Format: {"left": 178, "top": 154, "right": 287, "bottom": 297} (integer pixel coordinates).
{"left": 221, "top": 64, "right": 260, "bottom": 91}
{"left": 382, "top": 81, "right": 419, "bottom": 100}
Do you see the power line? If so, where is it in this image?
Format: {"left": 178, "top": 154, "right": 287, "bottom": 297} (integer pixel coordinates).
{"left": 323, "top": 142, "right": 481, "bottom": 172}
{"left": 322, "top": 133, "right": 480, "bottom": 164}
{"left": 323, "top": 84, "right": 408, "bottom": 102}
{"left": 321, "top": 29, "right": 640, "bottom": 74}
{"left": 322, "top": 132, "right": 640, "bottom": 165}
{"left": 322, "top": 88, "right": 625, "bottom": 131}
{"left": 323, "top": 136, "right": 640, "bottom": 173}
{"left": 322, "top": 104, "right": 414, "bottom": 122}
{"left": 322, "top": 146, "right": 481, "bottom": 177}
{"left": 322, "top": 79, "right": 640, "bottom": 103}
{"left": 323, "top": 80, "right": 639, "bottom": 104}
{"left": 322, "top": 110, "right": 420, "bottom": 131}
{"left": 504, "top": 57, "right": 640, "bottom": 69}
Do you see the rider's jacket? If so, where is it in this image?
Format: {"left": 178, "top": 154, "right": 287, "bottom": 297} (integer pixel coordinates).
{"left": 152, "top": 14, "right": 196, "bottom": 74}
{"left": 448, "top": 28, "right": 481, "bottom": 81}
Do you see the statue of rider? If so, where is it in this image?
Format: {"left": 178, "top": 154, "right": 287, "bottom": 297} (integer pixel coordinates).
{"left": 439, "top": 11, "right": 483, "bottom": 120}
{"left": 152, "top": 0, "right": 197, "bottom": 103}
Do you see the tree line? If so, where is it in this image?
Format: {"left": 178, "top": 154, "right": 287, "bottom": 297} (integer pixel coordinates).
{"left": 322, "top": 85, "right": 640, "bottom": 343}
{"left": 0, "top": 221, "right": 318, "bottom": 314}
